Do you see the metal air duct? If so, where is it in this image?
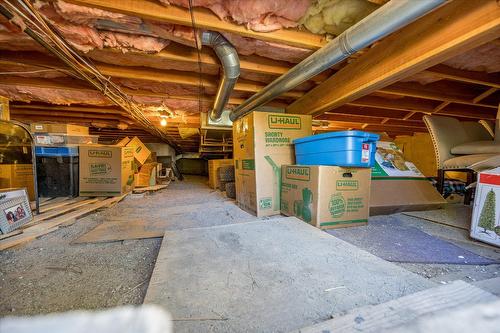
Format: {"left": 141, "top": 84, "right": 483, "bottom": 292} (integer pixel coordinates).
{"left": 229, "top": 0, "right": 446, "bottom": 122}
{"left": 201, "top": 31, "right": 240, "bottom": 122}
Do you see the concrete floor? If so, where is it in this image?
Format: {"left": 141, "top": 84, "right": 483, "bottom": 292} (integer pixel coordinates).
{"left": 1, "top": 176, "right": 499, "bottom": 326}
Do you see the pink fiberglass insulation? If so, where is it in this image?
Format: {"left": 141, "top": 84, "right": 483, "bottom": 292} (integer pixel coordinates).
{"left": 133, "top": 97, "right": 212, "bottom": 113}
{"left": 0, "top": 85, "right": 111, "bottom": 105}
{"left": 161, "top": 0, "right": 311, "bottom": 32}
{"left": 99, "top": 31, "right": 170, "bottom": 53}
{"left": 36, "top": 0, "right": 192, "bottom": 52}
{"left": 52, "top": 0, "right": 142, "bottom": 26}
{"left": 223, "top": 32, "right": 313, "bottom": 63}
{"left": 52, "top": 0, "right": 198, "bottom": 48}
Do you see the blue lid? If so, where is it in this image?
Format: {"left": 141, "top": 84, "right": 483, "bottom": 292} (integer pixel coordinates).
{"left": 35, "top": 146, "right": 79, "bottom": 157}
{"left": 293, "top": 130, "right": 379, "bottom": 145}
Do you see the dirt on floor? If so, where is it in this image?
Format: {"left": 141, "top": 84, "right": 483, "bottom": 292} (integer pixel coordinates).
{"left": 1, "top": 176, "right": 499, "bottom": 317}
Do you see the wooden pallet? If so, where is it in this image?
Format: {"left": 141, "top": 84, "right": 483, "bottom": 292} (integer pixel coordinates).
{"left": 0, "top": 194, "right": 128, "bottom": 251}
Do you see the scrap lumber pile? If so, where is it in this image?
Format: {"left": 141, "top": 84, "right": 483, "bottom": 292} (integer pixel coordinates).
{"left": 0, "top": 194, "right": 127, "bottom": 250}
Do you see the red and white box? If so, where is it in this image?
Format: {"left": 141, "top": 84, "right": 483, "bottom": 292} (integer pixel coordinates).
{"left": 471, "top": 167, "right": 500, "bottom": 247}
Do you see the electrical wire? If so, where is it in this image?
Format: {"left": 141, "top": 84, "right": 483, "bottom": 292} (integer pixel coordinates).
{"left": 1, "top": 0, "right": 180, "bottom": 150}
{"left": 188, "top": 0, "right": 204, "bottom": 116}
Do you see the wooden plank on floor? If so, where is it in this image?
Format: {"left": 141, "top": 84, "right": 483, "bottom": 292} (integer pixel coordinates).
{"left": 402, "top": 206, "right": 472, "bottom": 230}
{"left": 133, "top": 184, "right": 168, "bottom": 194}
{"left": 0, "top": 229, "right": 22, "bottom": 240}
{"left": 73, "top": 200, "right": 255, "bottom": 244}
{"left": 0, "top": 194, "right": 127, "bottom": 251}
{"left": 73, "top": 219, "right": 166, "bottom": 244}
{"left": 295, "top": 281, "right": 497, "bottom": 333}
{"left": 22, "top": 198, "right": 100, "bottom": 229}
{"left": 39, "top": 197, "right": 85, "bottom": 213}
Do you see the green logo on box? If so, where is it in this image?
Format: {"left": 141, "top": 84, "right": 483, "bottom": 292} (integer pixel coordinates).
{"left": 88, "top": 150, "right": 112, "bottom": 158}
{"left": 286, "top": 166, "right": 310, "bottom": 181}
{"left": 336, "top": 180, "right": 359, "bottom": 191}
{"left": 329, "top": 194, "right": 345, "bottom": 218}
{"left": 259, "top": 197, "right": 272, "bottom": 209}
{"left": 242, "top": 159, "right": 255, "bottom": 170}
{"left": 268, "top": 115, "right": 301, "bottom": 129}
{"left": 89, "top": 163, "right": 111, "bottom": 175}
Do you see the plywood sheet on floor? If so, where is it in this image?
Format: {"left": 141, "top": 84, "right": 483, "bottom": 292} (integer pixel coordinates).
{"left": 296, "top": 280, "right": 497, "bottom": 333}
{"left": 403, "top": 205, "right": 472, "bottom": 230}
{"left": 74, "top": 201, "right": 257, "bottom": 244}
{"left": 144, "top": 217, "right": 435, "bottom": 333}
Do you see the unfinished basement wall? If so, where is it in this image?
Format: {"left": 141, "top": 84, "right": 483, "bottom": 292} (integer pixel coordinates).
{"left": 145, "top": 142, "right": 176, "bottom": 168}
{"left": 177, "top": 158, "right": 208, "bottom": 176}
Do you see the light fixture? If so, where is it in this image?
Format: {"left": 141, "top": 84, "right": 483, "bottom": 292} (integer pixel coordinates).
{"left": 160, "top": 116, "right": 168, "bottom": 127}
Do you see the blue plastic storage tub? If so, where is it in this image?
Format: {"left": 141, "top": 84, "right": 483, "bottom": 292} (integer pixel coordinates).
{"left": 293, "top": 131, "right": 379, "bottom": 167}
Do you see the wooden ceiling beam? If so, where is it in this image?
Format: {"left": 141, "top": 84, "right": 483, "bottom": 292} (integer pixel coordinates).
{"left": 11, "top": 104, "right": 126, "bottom": 115}
{"left": 0, "top": 55, "right": 303, "bottom": 98}
{"left": 379, "top": 82, "right": 497, "bottom": 109}
{"left": 12, "top": 109, "right": 135, "bottom": 123}
{"left": 287, "top": 0, "right": 500, "bottom": 115}
{"left": 0, "top": 76, "right": 245, "bottom": 106}
{"left": 88, "top": 47, "right": 330, "bottom": 82}
{"left": 349, "top": 94, "right": 496, "bottom": 120}
{"left": 318, "top": 105, "right": 412, "bottom": 120}
{"left": 64, "top": 0, "right": 326, "bottom": 50}
{"left": 473, "top": 88, "right": 498, "bottom": 104}
{"left": 93, "top": 63, "right": 303, "bottom": 98}
{"left": 424, "top": 64, "right": 500, "bottom": 89}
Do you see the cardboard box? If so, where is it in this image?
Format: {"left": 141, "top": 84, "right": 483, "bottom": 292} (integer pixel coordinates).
{"left": 34, "top": 134, "right": 98, "bottom": 146}
{"left": 233, "top": 112, "right": 312, "bottom": 217}
{"left": 208, "top": 159, "right": 234, "bottom": 189}
{"left": 79, "top": 145, "right": 135, "bottom": 196}
{"left": 470, "top": 168, "right": 500, "bottom": 247}
{"left": 115, "top": 137, "right": 131, "bottom": 147}
{"left": 281, "top": 165, "right": 371, "bottom": 229}
{"left": 0, "top": 96, "right": 9, "bottom": 121}
{"left": 126, "top": 136, "right": 151, "bottom": 166}
{"left": 30, "top": 123, "right": 89, "bottom": 135}
{"left": 370, "top": 141, "right": 446, "bottom": 215}
{"left": 135, "top": 163, "right": 157, "bottom": 187}
{"left": 0, "top": 164, "right": 35, "bottom": 200}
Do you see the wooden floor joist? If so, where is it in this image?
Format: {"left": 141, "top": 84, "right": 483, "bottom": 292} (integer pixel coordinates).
{"left": 287, "top": 0, "right": 500, "bottom": 115}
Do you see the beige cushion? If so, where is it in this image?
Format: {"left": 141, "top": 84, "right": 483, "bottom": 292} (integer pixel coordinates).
{"left": 451, "top": 140, "right": 500, "bottom": 154}
{"left": 462, "top": 122, "right": 493, "bottom": 141}
{"left": 443, "top": 154, "right": 499, "bottom": 170}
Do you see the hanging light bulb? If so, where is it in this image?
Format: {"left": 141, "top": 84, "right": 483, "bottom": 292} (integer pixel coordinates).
{"left": 160, "top": 117, "right": 168, "bottom": 127}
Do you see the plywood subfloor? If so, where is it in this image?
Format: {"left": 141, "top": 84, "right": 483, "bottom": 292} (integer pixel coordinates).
{"left": 145, "top": 218, "right": 435, "bottom": 332}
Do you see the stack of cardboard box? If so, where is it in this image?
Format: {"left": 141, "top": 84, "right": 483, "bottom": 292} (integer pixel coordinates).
{"left": 31, "top": 123, "right": 98, "bottom": 146}
{"left": 233, "top": 112, "right": 312, "bottom": 217}
{"left": 79, "top": 136, "right": 153, "bottom": 195}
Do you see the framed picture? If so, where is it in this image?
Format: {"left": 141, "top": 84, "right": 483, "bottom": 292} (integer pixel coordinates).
{"left": 0, "top": 188, "right": 33, "bottom": 234}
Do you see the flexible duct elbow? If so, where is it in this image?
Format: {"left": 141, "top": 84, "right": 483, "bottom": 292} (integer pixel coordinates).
{"left": 201, "top": 31, "right": 240, "bottom": 122}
